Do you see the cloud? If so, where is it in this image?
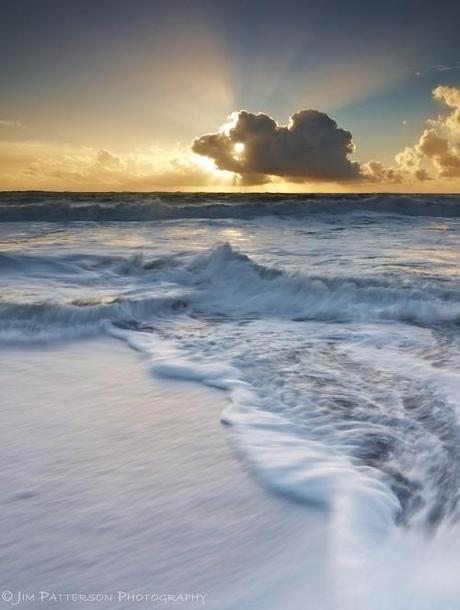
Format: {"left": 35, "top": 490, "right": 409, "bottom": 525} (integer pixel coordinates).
{"left": 394, "top": 85, "right": 460, "bottom": 180}
{"left": 3, "top": 87, "right": 460, "bottom": 192}
{"left": 432, "top": 64, "right": 460, "bottom": 72}
{"left": 0, "top": 119, "right": 23, "bottom": 129}
{"left": 432, "top": 85, "right": 460, "bottom": 135}
{"left": 192, "top": 87, "right": 460, "bottom": 187}
{"left": 192, "top": 109, "right": 361, "bottom": 184}
{"left": 361, "top": 161, "right": 404, "bottom": 183}
{"left": 417, "top": 129, "right": 460, "bottom": 177}
{"left": 394, "top": 147, "right": 431, "bottom": 181}
{"left": 96, "top": 149, "right": 121, "bottom": 168}
{"left": 0, "top": 141, "right": 234, "bottom": 191}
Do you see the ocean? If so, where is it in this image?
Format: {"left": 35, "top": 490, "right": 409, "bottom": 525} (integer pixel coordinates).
{"left": 1, "top": 192, "right": 460, "bottom": 609}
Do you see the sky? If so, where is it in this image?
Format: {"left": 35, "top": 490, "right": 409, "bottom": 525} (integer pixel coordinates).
{"left": 1, "top": 0, "right": 460, "bottom": 192}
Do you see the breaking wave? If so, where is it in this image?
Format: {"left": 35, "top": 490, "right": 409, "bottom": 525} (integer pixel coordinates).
{"left": 0, "top": 192, "right": 459, "bottom": 222}
{"left": 0, "top": 243, "right": 459, "bottom": 343}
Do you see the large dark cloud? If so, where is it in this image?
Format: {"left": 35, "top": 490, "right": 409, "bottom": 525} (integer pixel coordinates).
{"left": 192, "top": 109, "right": 361, "bottom": 184}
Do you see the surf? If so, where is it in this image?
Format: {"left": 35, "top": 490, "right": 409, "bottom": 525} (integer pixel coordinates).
{"left": 1, "top": 192, "right": 459, "bottom": 222}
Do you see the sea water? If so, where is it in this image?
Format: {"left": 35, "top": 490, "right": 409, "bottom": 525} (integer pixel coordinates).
{"left": 0, "top": 192, "right": 459, "bottom": 609}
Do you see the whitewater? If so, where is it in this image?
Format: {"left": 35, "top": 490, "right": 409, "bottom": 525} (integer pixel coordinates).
{"left": 1, "top": 192, "right": 459, "bottom": 609}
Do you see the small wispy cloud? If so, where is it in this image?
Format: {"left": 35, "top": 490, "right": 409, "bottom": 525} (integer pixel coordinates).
{"left": 415, "top": 63, "right": 460, "bottom": 77}
{"left": 432, "top": 64, "right": 460, "bottom": 72}
{"left": 0, "top": 119, "right": 24, "bottom": 129}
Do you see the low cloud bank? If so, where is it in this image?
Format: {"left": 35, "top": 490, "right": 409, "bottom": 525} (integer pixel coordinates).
{"left": 0, "top": 142, "right": 228, "bottom": 191}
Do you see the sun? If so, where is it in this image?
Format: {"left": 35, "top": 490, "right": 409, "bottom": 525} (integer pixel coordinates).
{"left": 233, "top": 142, "right": 245, "bottom": 156}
